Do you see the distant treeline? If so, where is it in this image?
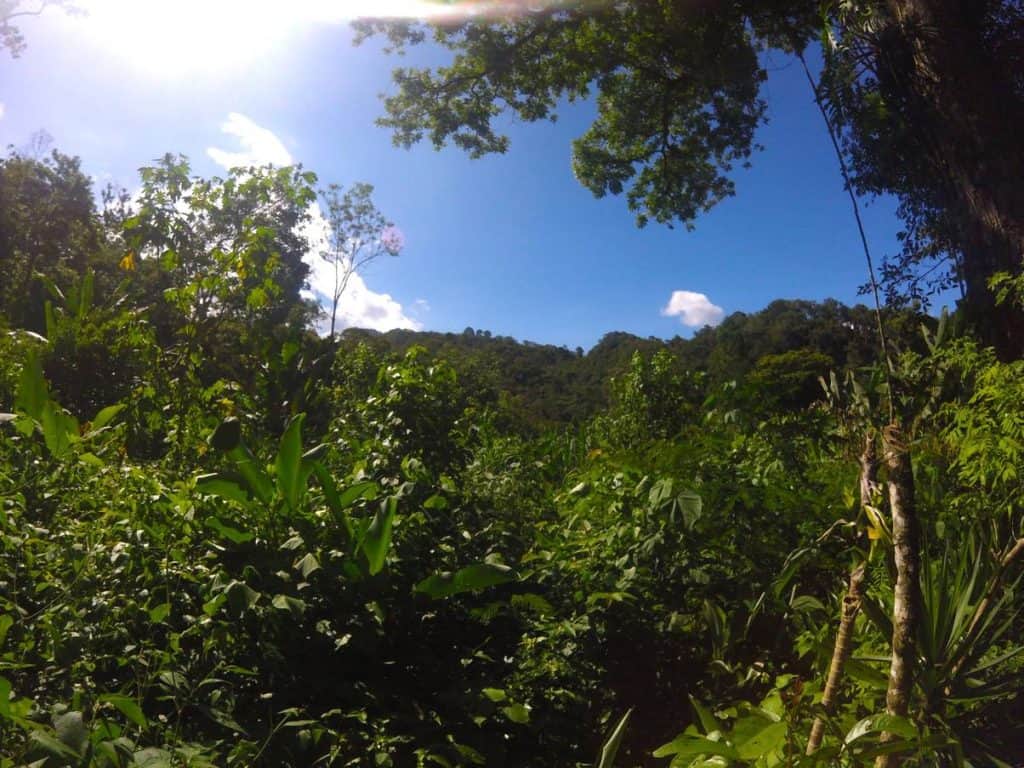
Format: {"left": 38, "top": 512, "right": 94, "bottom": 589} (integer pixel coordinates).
{"left": 336, "top": 299, "right": 935, "bottom": 428}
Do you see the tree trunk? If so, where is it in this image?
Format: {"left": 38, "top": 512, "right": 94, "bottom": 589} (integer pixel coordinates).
{"left": 876, "top": 424, "right": 921, "bottom": 768}
{"left": 883, "top": 0, "right": 1024, "bottom": 358}
{"left": 806, "top": 433, "right": 877, "bottom": 755}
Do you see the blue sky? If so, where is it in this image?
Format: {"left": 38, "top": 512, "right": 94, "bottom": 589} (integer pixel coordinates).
{"left": 0, "top": 2, "right": 926, "bottom": 350}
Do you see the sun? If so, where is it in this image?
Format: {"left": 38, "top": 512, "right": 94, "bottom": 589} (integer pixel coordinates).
{"left": 74, "top": 0, "right": 304, "bottom": 79}
{"left": 68, "top": 0, "right": 531, "bottom": 80}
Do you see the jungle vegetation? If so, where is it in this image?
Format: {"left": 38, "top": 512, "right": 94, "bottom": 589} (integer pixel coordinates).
{"left": 2, "top": 1, "right": 1024, "bottom": 766}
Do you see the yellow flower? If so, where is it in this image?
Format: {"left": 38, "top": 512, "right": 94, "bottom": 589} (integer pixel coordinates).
{"left": 119, "top": 252, "right": 136, "bottom": 271}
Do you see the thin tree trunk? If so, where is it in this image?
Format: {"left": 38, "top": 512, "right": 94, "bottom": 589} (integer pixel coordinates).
{"left": 806, "top": 433, "right": 877, "bottom": 754}
{"left": 876, "top": 424, "right": 921, "bottom": 768}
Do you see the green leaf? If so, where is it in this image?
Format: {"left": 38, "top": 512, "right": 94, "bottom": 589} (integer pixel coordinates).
{"left": 276, "top": 413, "right": 306, "bottom": 512}
{"left": 133, "top": 747, "right": 174, "bottom": 767}
{"left": 15, "top": 351, "right": 48, "bottom": 421}
{"left": 90, "top": 403, "right": 125, "bottom": 432}
{"left": 338, "top": 480, "right": 379, "bottom": 508}
{"left": 689, "top": 695, "right": 719, "bottom": 735}
{"left": 98, "top": 694, "right": 148, "bottom": 729}
{"left": 362, "top": 496, "right": 397, "bottom": 575}
{"left": 196, "top": 473, "right": 250, "bottom": 505}
{"left": 653, "top": 735, "right": 739, "bottom": 760}
{"left": 0, "top": 676, "right": 10, "bottom": 719}
{"left": 294, "top": 552, "right": 320, "bottom": 579}
{"left": 735, "top": 720, "right": 787, "bottom": 760}
{"left": 77, "top": 270, "right": 94, "bottom": 319}
{"left": 44, "top": 299, "right": 57, "bottom": 338}
{"left": 845, "top": 713, "right": 917, "bottom": 745}
{"left": 40, "top": 401, "right": 78, "bottom": 457}
{"left": 423, "top": 494, "right": 449, "bottom": 510}
{"left": 414, "top": 563, "right": 515, "bottom": 599}
{"left": 206, "top": 516, "right": 256, "bottom": 544}
{"left": 54, "top": 711, "right": 88, "bottom": 754}
{"left": 314, "top": 463, "right": 355, "bottom": 542}
{"left": 272, "top": 594, "right": 306, "bottom": 618}
{"left": 225, "top": 581, "right": 261, "bottom": 615}
{"left": 596, "top": 709, "right": 631, "bottom": 768}
{"left": 482, "top": 688, "right": 507, "bottom": 703}
{"left": 210, "top": 418, "right": 242, "bottom": 451}
{"left": 148, "top": 603, "right": 171, "bottom": 623}
{"left": 29, "top": 730, "right": 82, "bottom": 761}
{"left": 502, "top": 703, "right": 530, "bottom": 724}
{"left": 0, "top": 614, "right": 13, "bottom": 651}
{"left": 228, "top": 442, "right": 274, "bottom": 505}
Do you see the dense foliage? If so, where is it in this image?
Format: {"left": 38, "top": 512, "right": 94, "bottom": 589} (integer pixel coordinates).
{"left": 1, "top": 145, "right": 1023, "bottom": 767}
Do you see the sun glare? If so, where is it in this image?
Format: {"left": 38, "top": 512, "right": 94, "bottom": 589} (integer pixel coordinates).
{"left": 67, "top": 0, "right": 556, "bottom": 79}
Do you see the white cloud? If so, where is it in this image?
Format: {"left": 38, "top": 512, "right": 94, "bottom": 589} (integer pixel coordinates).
{"left": 661, "top": 290, "right": 725, "bottom": 328}
{"left": 0, "top": 103, "right": 5, "bottom": 120}
{"left": 207, "top": 112, "right": 294, "bottom": 169}
{"left": 208, "top": 113, "right": 421, "bottom": 333}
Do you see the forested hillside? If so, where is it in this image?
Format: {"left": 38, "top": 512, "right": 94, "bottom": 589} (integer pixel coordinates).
{"left": 338, "top": 298, "right": 931, "bottom": 429}
{"left": 3, "top": 0, "right": 1024, "bottom": 766}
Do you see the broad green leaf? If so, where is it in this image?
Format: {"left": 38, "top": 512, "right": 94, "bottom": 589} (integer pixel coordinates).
{"left": 338, "top": 480, "right": 379, "bottom": 508}
{"left": 54, "top": 711, "right": 88, "bottom": 754}
{"left": 689, "top": 695, "right": 719, "bottom": 735}
{"left": 44, "top": 300, "right": 57, "bottom": 339}
{"left": 148, "top": 603, "right": 171, "bottom": 623}
{"left": 133, "top": 748, "right": 174, "bottom": 767}
{"left": 272, "top": 594, "right": 306, "bottom": 618}
{"left": 502, "top": 703, "right": 530, "bottom": 724}
{"left": 845, "top": 713, "right": 917, "bottom": 745}
{"left": 735, "top": 721, "right": 787, "bottom": 760}
{"left": 0, "top": 615, "right": 12, "bottom": 650}
{"left": 0, "top": 676, "right": 10, "bottom": 719}
{"left": 423, "top": 494, "right": 449, "bottom": 510}
{"left": 482, "top": 688, "right": 507, "bottom": 703}
{"left": 228, "top": 442, "right": 274, "bottom": 505}
{"left": 362, "top": 496, "right": 397, "bottom": 575}
{"left": 225, "top": 581, "right": 261, "bottom": 615}
{"left": 276, "top": 413, "right": 306, "bottom": 512}
{"left": 90, "top": 403, "right": 126, "bottom": 432}
{"left": 40, "top": 401, "right": 78, "bottom": 457}
{"left": 676, "top": 491, "right": 703, "bottom": 528}
{"left": 206, "top": 516, "right": 256, "bottom": 544}
{"left": 653, "top": 735, "right": 739, "bottom": 760}
{"left": 314, "top": 463, "right": 355, "bottom": 542}
{"left": 196, "top": 473, "right": 250, "bottom": 505}
{"left": 414, "top": 563, "right": 515, "bottom": 599}
{"left": 77, "top": 270, "right": 94, "bottom": 319}
{"left": 29, "top": 730, "right": 82, "bottom": 761}
{"left": 294, "top": 552, "right": 321, "bottom": 579}
{"left": 98, "top": 694, "right": 148, "bottom": 729}
{"left": 596, "top": 709, "right": 631, "bottom": 768}
{"left": 209, "top": 418, "right": 242, "bottom": 451}
{"left": 15, "top": 351, "right": 48, "bottom": 421}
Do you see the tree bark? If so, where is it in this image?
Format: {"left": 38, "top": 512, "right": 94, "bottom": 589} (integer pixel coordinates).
{"left": 883, "top": 0, "right": 1024, "bottom": 358}
{"left": 806, "top": 433, "right": 877, "bottom": 755}
{"left": 876, "top": 424, "right": 921, "bottom": 768}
